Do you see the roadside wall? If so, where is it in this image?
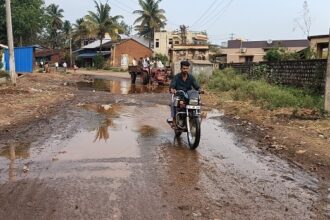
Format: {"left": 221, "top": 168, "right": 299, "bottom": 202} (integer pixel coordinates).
{"left": 220, "top": 59, "right": 327, "bottom": 93}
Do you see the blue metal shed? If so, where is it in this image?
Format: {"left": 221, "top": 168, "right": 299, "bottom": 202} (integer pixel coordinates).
{"left": 5, "top": 46, "right": 34, "bottom": 73}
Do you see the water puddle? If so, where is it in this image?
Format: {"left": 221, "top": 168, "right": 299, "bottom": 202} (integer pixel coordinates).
{"left": 0, "top": 104, "right": 170, "bottom": 183}
{"left": 0, "top": 142, "right": 32, "bottom": 182}
{"left": 0, "top": 103, "right": 320, "bottom": 218}
{"left": 77, "top": 78, "right": 169, "bottom": 94}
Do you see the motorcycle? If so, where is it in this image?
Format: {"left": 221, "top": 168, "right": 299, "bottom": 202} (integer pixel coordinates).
{"left": 167, "top": 90, "right": 202, "bottom": 150}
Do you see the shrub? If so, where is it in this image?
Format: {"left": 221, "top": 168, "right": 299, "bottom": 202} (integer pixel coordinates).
{"left": 196, "top": 73, "right": 210, "bottom": 85}
{"left": 264, "top": 47, "right": 300, "bottom": 61}
{"left": 249, "top": 64, "right": 269, "bottom": 80}
{"left": 93, "top": 54, "right": 105, "bottom": 69}
{"left": 0, "top": 70, "right": 8, "bottom": 78}
{"left": 303, "top": 47, "right": 317, "bottom": 59}
{"left": 75, "top": 57, "right": 84, "bottom": 68}
{"left": 103, "top": 63, "right": 112, "bottom": 70}
{"left": 208, "top": 68, "right": 324, "bottom": 110}
{"left": 264, "top": 48, "right": 282, "bottom": 61}
{"left": 208, "top": 68, "right": 245, "bottom": 92}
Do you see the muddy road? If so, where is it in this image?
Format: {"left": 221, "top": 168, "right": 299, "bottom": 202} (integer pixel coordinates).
{"left": 0, "top": 76, "right": 329, "bottom": 220}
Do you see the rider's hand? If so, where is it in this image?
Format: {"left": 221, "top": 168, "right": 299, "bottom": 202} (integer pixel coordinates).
{"left": 170, "top": 88, "right": 176, "bottom": 94}
{"left": 199, "top": 89, "right": 205, "bottom": 94}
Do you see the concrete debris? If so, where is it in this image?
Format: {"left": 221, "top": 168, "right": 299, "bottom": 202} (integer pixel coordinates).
{"left": 192, "top": 212, "right": 202, "bottom": 217}
{"left": 296, "top": 150, "right": 307, "bottom": 154}
{"left": 23, "top": 165, "right": 29, "bottom": 173}
{"left": 101, "top": 104, "right": 112, "bottom": 111}
{"left": 29, "top": 88, "right": 43, "bottom": 93}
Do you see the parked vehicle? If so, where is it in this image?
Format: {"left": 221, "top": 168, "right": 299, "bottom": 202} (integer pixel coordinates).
{"left": 167, "top": 90, "right": 202, "bottom": 149}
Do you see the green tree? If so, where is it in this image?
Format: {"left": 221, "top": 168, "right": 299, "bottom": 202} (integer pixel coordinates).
{"left": 0, "top": 0, "right": 46, "bottom": 45}
{"left": 62, "top": 20, "right": 72, "bottom": 48}
{"left": 84, "top": 0, "right": 123, "bottom": 51}
{"left": 93, "top": 53, "right": 105, "bottom": 69}
{"left": 45, "top": 3, "right": 64, "bottom": 48}
{"left": 63, "top": 20, "right": 72, "bottom": 39}
{"left": 303, "top": 47, "right": 317, "bottom": 59}
{"left": 72, "top": 18, "right": 92, "bottom": 48}
{"left": 119, "top": 21, "right": 132, "bottom": 35}
{"left": 264, "top": 48, "right": 282, "bottom": 61}
{"left": 264, "top": 48, "right": 300, "bottom": 62}
{"left": 133, "top": 0, "right": 167, "bottom": 48}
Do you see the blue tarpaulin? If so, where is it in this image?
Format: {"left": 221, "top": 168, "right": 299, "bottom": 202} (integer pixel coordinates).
{"left": 5, "top": 47, "right": 34, "bottom": 73}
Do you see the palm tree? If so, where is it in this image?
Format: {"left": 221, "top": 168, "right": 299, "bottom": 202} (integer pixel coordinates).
{"left": 46, "top": 4, "right": 64, "bottom": 48}
{"left": 84, "top": 0, "right": 124, "bottom": 52}
{"left": 133, "top": 0, "right": 167, "bottom": 48}
{"left": 72, "top": 18, "right": 89, "bottom": 47}
{"left": 63, "top": 20, "right": 72, "bottom": 44}
{"left": 119, "top": 21, "right": 132, "bottom": 35}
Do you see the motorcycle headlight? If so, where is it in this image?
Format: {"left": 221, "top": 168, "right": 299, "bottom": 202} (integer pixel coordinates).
{"left": 189, "top": 99, "right": 198, "bottom": 106}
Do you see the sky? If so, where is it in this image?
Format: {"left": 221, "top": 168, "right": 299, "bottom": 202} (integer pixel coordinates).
{"left": 44, "top": 0, "right": 330, "bottom": 45}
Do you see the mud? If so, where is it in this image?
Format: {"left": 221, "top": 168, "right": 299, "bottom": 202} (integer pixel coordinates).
{"left": 0, "top": 77, "right": 329, "bottom": 219}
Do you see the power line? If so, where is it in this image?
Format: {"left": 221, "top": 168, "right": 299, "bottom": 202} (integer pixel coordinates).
{"left": 110, "top": 0, "right": 134, "bottom": 14}
{"left": 127, "top": 0, "right": 138, "bottom": 5}
{"left": 205, "top": 0, "right": 234, "bottom": 29}
{"left": 190, "top": 0, "right": 218, "bottom": 27}
{"left": 191, "top": 0, "right": 227, "bottom": 29}
{"left": 112, "top": 0, "right": 135, "bottom": 12}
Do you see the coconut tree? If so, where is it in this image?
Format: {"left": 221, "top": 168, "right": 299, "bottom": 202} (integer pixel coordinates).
{"left": 46, "top": 4, "right": 64, "bottom": 48}
{"left": 63, "top": 20, "right": 72, "bottom": 44}
{"left": 72, "top": 18, "right": 89, "bottom": 47}
{"left": 133, "top": 0, "right": 167, "bottom": 48}
{"left": 119, "top": 20, "right": 132, "bottom": 35}
{"left": 84, "top": 0, "right": 124, "bottom": 52}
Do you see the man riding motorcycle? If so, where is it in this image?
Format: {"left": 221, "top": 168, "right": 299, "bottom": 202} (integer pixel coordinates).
{"left": 168, "top": 60, "right": 201, "bottom": 128}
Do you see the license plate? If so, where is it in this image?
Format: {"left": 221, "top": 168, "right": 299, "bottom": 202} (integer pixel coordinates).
{"left": 186, "top": 105, "right": 201, "bottom": 109}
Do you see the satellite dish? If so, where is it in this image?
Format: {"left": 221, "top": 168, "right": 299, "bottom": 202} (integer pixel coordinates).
{"left": 267, "top": 39, "right": 273, "bottom": 44}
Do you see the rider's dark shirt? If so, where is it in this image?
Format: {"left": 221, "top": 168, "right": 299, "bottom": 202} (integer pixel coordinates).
{"left": 170, "top": 73, "right": 200, "bottom": 92}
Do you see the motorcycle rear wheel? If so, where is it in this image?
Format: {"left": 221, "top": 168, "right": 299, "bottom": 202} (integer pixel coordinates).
{"left": 187, "top": 117, "right": 201, "bottom": 150}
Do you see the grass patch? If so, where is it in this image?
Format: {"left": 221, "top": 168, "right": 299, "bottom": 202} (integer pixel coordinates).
{"left": 206, "top": 68, "right": 324, "bottom": 110}
{"left": 0, "top": 70, "right": 8, "bottom": 78}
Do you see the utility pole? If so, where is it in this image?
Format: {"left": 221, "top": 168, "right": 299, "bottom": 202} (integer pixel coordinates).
{"left": 5, "top": 0, "right": 16, "bottom": 85}
{"left": 180, "top": 25, "right": 188, "bottom": 45}
{"left": 69, "top": 37, "right": 73, "bottom": 67}
{"left": 325, "top": 28, "right": 330, "bottom": 111}
{"left": 230, "top": 33, "right": 235, "bottom": 40}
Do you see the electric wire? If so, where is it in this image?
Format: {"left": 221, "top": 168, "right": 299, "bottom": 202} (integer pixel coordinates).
{"left": 190, "top": 0, "right": 227, "bottom": 29}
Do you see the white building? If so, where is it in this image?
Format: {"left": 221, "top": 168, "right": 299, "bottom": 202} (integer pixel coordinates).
{"left": 153, "top": 31, "right": 208, "bottom": 57}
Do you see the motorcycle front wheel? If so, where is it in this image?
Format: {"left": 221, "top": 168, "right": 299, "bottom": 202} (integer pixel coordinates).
{"left": 187, "top": 117, "right": 201, "bottom": 150}
{"left": 174, "top": 129, "right": 182, "bottom": 137}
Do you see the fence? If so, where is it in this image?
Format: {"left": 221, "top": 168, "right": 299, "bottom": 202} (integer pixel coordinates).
{"left": 220, "top": 59, "right": 327, "bottom": 94}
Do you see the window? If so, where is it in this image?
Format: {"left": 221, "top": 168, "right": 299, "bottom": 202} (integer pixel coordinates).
{"left": 245, "top": 56, "right": 254, "bottom": 63}
{"left": 169, "top": 38, "right": 173, "bottom": 45}
{"left": 155, "top": 39, "right": 159, "bottom": 48}
{"left": 174, "top": 41, "right": 180, "bottom": 45}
